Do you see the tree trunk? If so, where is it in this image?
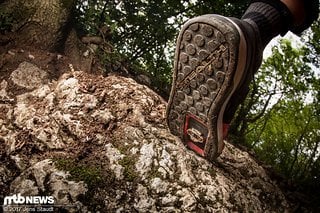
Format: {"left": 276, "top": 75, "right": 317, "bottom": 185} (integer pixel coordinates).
{"left": 1, "top": 0, "right": 77, "bottom": 52}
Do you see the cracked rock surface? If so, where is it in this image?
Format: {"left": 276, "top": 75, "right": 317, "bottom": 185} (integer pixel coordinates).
{"left": 0, "top": 61, "right": 289, "bottom": 212}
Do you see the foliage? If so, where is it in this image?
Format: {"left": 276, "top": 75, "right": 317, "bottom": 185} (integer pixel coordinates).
{"left": 0, "top": 3, "right": 26, "bottom": 34}
{"left": 304, "top": 18, "right": 320, "bottom": 68}
{"left": 74, "top": 0, "right": 248, "bottom": 96}
{"left": 230, "top": 39, "right": 314, "bottom": 139}
{"left": 230, "top": 24, "right": 320, "bottom": 206}
{"left": 0, "top": 9, "right": 14, "bottom": 33}
{"left": 253, "top": 101, "right": 319, "bottom": 180}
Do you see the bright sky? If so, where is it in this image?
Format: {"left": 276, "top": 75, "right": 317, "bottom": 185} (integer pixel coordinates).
{"left": 262, "top": 31, "right": 319, "bottom": 105}
{"left": 264, "top": 31, "right": 319, "bottom": 76}
{"left": 263, "top": 32, "right": 301, "bottom": 59}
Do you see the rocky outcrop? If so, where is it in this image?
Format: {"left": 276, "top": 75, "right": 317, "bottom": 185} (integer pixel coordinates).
{"left": 0, "top": 61, "right": 289, "bottom": 212}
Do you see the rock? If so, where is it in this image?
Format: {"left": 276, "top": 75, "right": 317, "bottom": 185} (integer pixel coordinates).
{"left": 0, "top": 62, "right": 289, "bottom": 212}
{"left": 10, "top": 159, "right": 87, "bottom": 212}
{"left": 8, "top": 50, "right": 16, "bottom": 56}
{"left": 28, "top": 54, "right": 35, "bottom": 60}
{"left": 0, "top": 80, "right": 14, "bottom": 103}
{"left": 10, "top": 62, "right": 48, "bottom": 89}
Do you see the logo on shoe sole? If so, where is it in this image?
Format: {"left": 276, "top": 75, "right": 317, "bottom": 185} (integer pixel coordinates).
{"left": 177, "top": 44, "right": 226, "bottom": 89}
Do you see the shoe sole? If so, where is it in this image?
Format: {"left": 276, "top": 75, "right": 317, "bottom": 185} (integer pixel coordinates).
{"left": 166, "top": 15, "right": 247, "bottom": 161}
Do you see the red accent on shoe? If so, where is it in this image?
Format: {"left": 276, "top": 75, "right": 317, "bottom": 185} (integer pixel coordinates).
{"left": 183, "top": 113, "right": 205, "bottom": 136}
{"left": 186, "top": 141, "right": 205, "bottom": 156}
{"left": 223, "top": 123, "right": 230, "bottom": 140}
{"left": 183, "top": 114, "right": 192, "bottom": 137}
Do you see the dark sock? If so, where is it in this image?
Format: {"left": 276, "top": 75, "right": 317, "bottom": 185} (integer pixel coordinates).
{"left": 241, "top": 0, "right": 293, "bottom": 47}
{"left": 223, "top": 1, "right": 294, "bottom": 124}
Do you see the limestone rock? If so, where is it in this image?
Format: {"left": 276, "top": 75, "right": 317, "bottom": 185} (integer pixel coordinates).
{"left": 10, "top": 61, "right": 48, "bottom": 89}
{"left": 0, "top": 61, "right": 289, "bottom": 212}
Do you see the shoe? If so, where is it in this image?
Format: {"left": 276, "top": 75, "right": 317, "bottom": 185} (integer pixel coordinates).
{"left": 166, "top": 14, "right": 260, "bottom": 161}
